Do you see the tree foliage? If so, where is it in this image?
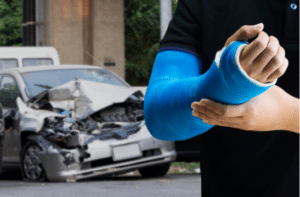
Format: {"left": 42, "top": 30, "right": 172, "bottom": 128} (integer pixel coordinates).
{"left": 125, "top": 0, "right": 177, "bottom": 85}
{"left": 0, "top": 0, "right": 22, "bottom": 46}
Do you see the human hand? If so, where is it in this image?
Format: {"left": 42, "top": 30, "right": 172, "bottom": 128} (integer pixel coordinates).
{"left": 224, "top": 23, "right": 289, "bottom": 83}
{"left": 191, "top": 86, "right": 299, "bottom": 133}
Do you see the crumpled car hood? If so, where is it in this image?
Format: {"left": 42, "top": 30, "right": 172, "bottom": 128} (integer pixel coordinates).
{"left": 32, "top": 79, "right": 140, "bottom": 119}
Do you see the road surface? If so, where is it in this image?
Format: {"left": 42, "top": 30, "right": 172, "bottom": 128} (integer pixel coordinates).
{"left": 0, "top": 168, "right": 201, "bottom": 197}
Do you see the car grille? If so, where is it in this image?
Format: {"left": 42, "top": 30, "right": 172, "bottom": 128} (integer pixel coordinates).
{"left": 94, "top": 122, "right": 141, "bottom": 140}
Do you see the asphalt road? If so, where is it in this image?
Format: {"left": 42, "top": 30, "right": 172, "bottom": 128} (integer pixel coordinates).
{"left": 0, "top": 168, "right": 201, "bottom": 197}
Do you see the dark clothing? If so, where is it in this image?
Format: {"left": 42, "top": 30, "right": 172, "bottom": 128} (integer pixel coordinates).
{"left": 160, "top": 0, "right": 299, "bottom": 196}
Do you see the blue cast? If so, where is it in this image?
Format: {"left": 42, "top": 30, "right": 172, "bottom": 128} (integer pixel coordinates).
{"left": 144, "top": 41, "right": 276, "bottom": 141}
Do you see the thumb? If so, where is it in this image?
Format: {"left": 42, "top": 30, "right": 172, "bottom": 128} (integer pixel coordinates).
{"left": 224, "top": 23, "right": 264, "bottom": 47}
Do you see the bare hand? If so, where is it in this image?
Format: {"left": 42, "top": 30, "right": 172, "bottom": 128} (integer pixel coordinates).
{"left": 224, "top": 23, "right": 288, "bottom": 83}
{"left": 191, "top": 86, "right": 299, "bottom": 133}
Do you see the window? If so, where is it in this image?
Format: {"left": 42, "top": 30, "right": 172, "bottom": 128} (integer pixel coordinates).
{"left": 0, "top": 59, "right": 18, "bottom": 70}
{"left": 23, "top": 58, "right": 53, "bottom": 67}
{"left": 0, "top": 76, "right": 19, "bottom": 108}
{"left": 21, "top": 69, "right": 128, "bottom": 97}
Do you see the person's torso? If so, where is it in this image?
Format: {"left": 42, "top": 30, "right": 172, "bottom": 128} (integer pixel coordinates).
{"left": 181, "top": 0, "right": 299, "bottom": 196}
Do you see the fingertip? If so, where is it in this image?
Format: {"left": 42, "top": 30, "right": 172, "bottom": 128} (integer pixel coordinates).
{"left": 191, "top": 101, "right": 200, "bottom": 106}
{"left": 199, "top": 99, "right": 208, "bottom": 105}
{"left": 191, "top": 110, "right": 197, "bottom": 116}
{"left": 191, "top": 102, "right": 196, "bottom": 108}
{"left": 200, "top": 98, "right": 209, "bottom": 102}
{"left": 200, "top": 98, "right": 215, "bottom": 105}
{"left": 255, "top": 23, "right": 264, "bottom": 31}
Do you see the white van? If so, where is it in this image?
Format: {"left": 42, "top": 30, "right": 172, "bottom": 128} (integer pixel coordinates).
{"left": 0, "top": 47, "right": 60, "bottom": 70}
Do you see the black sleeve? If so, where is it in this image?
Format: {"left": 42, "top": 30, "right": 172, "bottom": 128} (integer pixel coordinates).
{"left": 160, "top": 0, "right": 203, "bottom": 57}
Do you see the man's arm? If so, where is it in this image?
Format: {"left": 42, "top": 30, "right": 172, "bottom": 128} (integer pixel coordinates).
{"left": 191, "top": 85, "right": 300, "bottom": 133}
{"left": 145, "top": 24, "right": 289, "bottom": 141}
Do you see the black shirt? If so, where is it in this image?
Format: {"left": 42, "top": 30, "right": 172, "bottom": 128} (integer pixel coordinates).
{"left": 160, "top": 0, "right": 299, "bottom": 196}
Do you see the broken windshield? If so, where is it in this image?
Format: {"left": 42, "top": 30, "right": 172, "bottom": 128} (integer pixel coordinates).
{"left": 21, "top": 68, "right": 128, "bottom": 97}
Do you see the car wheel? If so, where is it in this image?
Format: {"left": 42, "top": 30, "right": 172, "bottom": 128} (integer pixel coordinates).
{"left": 20, "top": 141, "right": 47, "bottom": 182}
{"left": 138, "top": 163, "right": 171, "bottom": 178}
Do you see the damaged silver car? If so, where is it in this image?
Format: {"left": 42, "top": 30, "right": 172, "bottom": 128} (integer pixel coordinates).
{"left": 0, "top": 65, "right": 176, "bottom": 182}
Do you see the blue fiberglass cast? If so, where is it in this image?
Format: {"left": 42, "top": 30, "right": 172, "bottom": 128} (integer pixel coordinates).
{"left": 144, "top": 41, "right": 277, "bottom": 141}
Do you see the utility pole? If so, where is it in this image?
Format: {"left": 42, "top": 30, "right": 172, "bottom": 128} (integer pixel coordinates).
{"left": 35, "top": 0, "right": 40, "bottom": 46}
{"left": 160, "top": 0, "right": 172, "bottom": 40}
{"left": 22, "top": 0, "right": 36, "bottom": 46}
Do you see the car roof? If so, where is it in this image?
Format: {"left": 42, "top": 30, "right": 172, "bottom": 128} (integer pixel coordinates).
{"left": 0, "top": 64, "right": 105, "bottom": 75}
{"left": 0, "top": 47, "right": 58, "bottom": 57}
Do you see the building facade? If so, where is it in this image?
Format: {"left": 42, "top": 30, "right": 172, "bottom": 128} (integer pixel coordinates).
{"left": 23, "top": 0, "right": 125, "bottom": 79}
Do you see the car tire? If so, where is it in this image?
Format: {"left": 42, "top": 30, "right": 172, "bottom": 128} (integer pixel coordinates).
{"left": 20, "top": 140, "right": 47, "bottom": 182}
{"left": 138, "top": 163, "right": 171, "bottom": 178}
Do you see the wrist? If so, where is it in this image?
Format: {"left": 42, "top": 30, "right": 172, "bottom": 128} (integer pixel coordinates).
{"left": 272, "top": 86, "right": 299, "bottom": 133}
{"left": 209, "top": 41, "right": 275, "bottom": 104}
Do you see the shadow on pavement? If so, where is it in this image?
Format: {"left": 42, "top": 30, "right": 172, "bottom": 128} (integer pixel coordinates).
{"left": 82, "top": 173, "right": 200, "bottom": 182}
{"left": 0, "top": 167, "right": 23, "bottom": 181}
{"left": 84, "top": 175, "right": 144, "bottom": 182}
{"left": 0, "top": 166, "right": 200, "bottom": 183}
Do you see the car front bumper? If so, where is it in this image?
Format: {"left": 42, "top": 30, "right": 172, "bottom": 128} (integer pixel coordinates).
{"left": 30, "top": 125, "right": 176, "bottom": 182}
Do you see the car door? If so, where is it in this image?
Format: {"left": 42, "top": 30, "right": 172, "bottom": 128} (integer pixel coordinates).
{"left": 0, "top": 75, "right": 21, "bottom": 163}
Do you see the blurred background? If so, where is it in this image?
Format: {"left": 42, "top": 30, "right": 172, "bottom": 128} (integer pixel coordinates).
{"left": 0, "top": 0, "right": 201, "bottom": 174}
{"left": 0, "top": 0, "right": 177, "bottom": 86}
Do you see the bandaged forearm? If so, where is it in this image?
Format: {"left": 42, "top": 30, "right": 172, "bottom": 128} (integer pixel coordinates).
{"left": 144, "top": 41, "right": 276, "bottom": 141}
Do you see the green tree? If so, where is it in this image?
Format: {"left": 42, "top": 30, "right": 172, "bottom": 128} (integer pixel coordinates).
{"left": 125, "top": 0, "right": 177, "bottom": 86}
{"left": 0, "top": 0, "right": 22, "bottom": 46}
